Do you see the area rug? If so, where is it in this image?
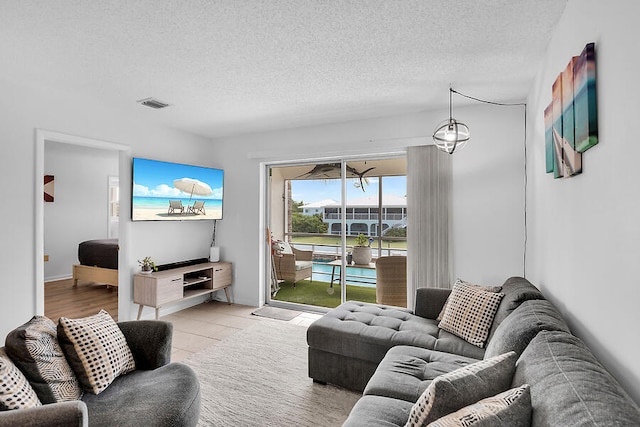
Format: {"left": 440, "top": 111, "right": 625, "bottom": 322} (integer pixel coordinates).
{"left": 251, "top": 305, "right": 301, "bottom": 321}
{"left": 184, "top": 320, "right": 360, "bottom": 426}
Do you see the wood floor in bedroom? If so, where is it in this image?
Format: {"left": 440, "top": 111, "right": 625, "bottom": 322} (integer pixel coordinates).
{"left": 44, "top": 278, "right": 320, "bottom": 362}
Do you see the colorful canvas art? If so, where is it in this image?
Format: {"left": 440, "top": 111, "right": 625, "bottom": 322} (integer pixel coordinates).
{"left": 544, "top": 43, "right": 597, "bottom": 179}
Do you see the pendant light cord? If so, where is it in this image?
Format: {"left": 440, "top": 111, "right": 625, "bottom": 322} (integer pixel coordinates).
{"left": 450, "top": 88, "right": 528, "bottom": 278}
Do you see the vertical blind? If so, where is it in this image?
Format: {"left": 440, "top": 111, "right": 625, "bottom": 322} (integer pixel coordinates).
{"left": 406, "top": 145, "right": 452, "bottom": 309}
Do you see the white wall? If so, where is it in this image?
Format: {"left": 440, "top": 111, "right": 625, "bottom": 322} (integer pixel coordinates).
{"left": 44, "top": 142, "right": 118, "bottom": 280}
{"left": 526, "top": 0, "right": 640, "bottom": 403}
{"left": 212, "top": 106, "right": 525, "bottom": 307}
{"left": 0, "top": 77, "right": 215, "bottom": 341}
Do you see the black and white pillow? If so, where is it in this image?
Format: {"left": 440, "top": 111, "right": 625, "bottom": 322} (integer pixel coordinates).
{"left": 426, "top": 384, "right": 531, "bottom": 427}
{"left": 405, "top": 352, "right": 517, "bottom": 427}
{"left": 438, "top": 282, "right": 504, "bottom": 347}
{"left": 5, "top": 315, "right": 82, "bottom": 403}
{"left": 57, "top": 310, "right": 136, "bottom": 395}
{"left": 437, "top": 279, "right": 502, "bottom": 321}
{"left": 0, "top": 348, "right": 42, "bottom": 410}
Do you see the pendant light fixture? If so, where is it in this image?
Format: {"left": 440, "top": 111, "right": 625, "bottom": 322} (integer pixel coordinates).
{"left": 433, "top": 87, "right": 470, "bottom": 154}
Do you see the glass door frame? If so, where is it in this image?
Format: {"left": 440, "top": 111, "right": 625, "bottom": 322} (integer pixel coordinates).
{"left": 262, "top": 153, "right": 405, "bottom": 312}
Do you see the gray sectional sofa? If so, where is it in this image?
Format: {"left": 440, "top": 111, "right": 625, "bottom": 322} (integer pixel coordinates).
{"left": 307, "top": 277, "right": 640, "bottom": 426}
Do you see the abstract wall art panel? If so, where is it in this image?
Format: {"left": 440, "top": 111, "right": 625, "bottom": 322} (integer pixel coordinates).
{"left": 573, "top": 43, "right": 598, "bottom": 152}
{"left": 551, "top": 74, "right": 565, "bottom": 178}
{"left": 544, "top": 104, "right": 554, "bottom": 173}
{"left": 561, "top": 57, "right": 582, "bottom": 176}
{"left": 544, "top": 42, "right": 596, "bottom": 179}
{"left": 44, "top": 175, "right": 54, "bottom": 202}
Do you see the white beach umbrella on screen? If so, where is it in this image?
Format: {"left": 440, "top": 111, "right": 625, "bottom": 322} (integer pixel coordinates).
{"left": 173, "top": 178, "right": 212, "bottom": 201}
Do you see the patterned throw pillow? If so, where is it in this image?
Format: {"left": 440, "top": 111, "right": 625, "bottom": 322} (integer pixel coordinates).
{"left": 426, "top": 385, "right": 531, "bottom": 427}
{"left": 405, "top": 352, "right": 517, "bottom": 427}
{"left": 437, "top": 279, "right": 503, "bottom": 321}
{"left": 438, "top": 282, "right": 504, "bottom": 347}
{"left": 0, "top": 348, "right": 42, "bottom": 410}
{"left": 57, "top": 310, "right": 136, "bottom": 395}
{"left": 5, "top": 315, "right": 82, "bottom": 403}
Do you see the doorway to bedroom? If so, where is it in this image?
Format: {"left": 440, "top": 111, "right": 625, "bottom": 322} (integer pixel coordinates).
{"left": 42, "top": 138, "right": 120, "bottom": 322}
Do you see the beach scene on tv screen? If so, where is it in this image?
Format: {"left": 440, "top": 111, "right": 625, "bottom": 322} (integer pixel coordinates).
{"left": 132, "top": 158, "right": 223, "bottom": 221}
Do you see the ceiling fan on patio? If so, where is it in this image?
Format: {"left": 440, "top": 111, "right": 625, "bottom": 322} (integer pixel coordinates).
{"left": 296, "top": 163, "right": 375, "bottom": 191}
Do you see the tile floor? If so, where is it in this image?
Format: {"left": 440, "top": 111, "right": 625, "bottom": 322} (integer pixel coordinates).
{"left": 160, "top": 301, "right": 322, "bottom": 362}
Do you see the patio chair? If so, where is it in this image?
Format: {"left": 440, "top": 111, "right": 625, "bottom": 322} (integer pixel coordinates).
{"left": 273, "top": 241, "right": 313, "bottom": 287}
{"left": 168, "top": 200, "right": 184, "bottom": 215}
{"left": 188, "top": 200, "right": 206, "bottom": 215}
{"left": 375, "top": 256, "right": 407, "bottom": 307}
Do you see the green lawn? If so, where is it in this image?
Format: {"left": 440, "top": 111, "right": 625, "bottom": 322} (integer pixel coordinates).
{"left": 272, "top": 279, "right": 376, "bottom": 308}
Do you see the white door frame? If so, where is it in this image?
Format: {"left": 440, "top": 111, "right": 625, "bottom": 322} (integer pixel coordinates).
{"left": 35, "top": 129, "right": 131, "bottom": 318}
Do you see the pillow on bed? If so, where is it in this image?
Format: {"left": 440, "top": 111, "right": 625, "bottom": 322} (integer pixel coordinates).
{"left": 57, "top": 310, "right": 135, "bottom": 395}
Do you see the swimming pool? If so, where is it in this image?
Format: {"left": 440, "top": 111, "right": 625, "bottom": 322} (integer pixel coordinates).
{"left": 312, "top": 261, "right": 376, "bottom": 288}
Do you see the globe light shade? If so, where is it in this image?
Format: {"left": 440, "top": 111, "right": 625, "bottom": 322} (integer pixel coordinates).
{"left": 433, "top": 118, "right": 470, "bottom": 154}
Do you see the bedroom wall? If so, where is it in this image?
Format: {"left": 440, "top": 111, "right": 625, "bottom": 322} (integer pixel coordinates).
{"left": 0, "top": 77, "right": 215, "bottom": 341}
{"left": 210, "top": 105, "right": 525, "bottom": 307}
{"left": 44, "top": 142, "right": 118, "bottom": 281}
{"left": 526, "top": 0, "right": 640, "bottom": 403}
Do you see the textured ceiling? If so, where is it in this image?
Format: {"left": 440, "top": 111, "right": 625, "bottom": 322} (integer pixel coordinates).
{"left": 1, "top": 1, "right": 567, "bottom": 139}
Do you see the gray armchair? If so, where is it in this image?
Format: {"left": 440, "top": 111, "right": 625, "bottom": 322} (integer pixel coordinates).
{"left": 0, "top": 321, "right": 200, "bottom": 427}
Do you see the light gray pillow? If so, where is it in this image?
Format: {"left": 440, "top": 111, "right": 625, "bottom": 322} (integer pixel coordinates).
{"left": 405, "top": 351, "right": 517, "bottom": 427}
{"left": 426, "top": 384, "right": 531, "bottom": 427}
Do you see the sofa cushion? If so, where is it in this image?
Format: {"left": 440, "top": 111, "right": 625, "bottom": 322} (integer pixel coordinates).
{"left": 5, "top": 315, "right": 83, "bottom": 403}
{"left": 81, "top": 362, "right": 201, "bottom": 427}
{"left": 0, "top": 348, "right": 42, "bottom": 410}
{"left": 438, "top": 283, "right": 504, "bottom": 348}
{"left": 295, "top": 260, "right": 313, "bottom": 270}
{"left": 342, "top": 395, "right": 414, "bottom": 427}
{"left": 427, "top": 384, "right": 531, "bottom": 427}
{"left": 484, "top": 299, "right": 570, "bottom": 359}
{"left": 487, "top": 277, "right": 545, "bottom": 343}
{"left": 364, "top": 345, "right": 480, "bottom": 403}
{"left": 307, "top": 301, "right": 484, "bottom": 365}
{"left": 405, "top": 351, "right": 517, "bottom": 426}
{"left": 57, "top": 310, "right": 136, "bottom": 395}
{"left": 513, "top": 330, "right": 640, "bottom": 426}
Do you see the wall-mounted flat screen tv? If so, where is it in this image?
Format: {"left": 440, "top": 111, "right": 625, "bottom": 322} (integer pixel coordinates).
{"left": 132, "top": 157, "right": 224, "bottom": 221}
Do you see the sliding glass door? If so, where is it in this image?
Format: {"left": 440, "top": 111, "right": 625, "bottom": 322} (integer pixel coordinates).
{"left": 266, "top": 157, "right": 406, "bottom": 310}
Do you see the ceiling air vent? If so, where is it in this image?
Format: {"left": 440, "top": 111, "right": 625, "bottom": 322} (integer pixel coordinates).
{"left": 137, "top": 97, "right": 170, "bottom": 109}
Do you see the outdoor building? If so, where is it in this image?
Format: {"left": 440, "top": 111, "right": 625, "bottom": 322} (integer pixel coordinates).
{"left": 300, "top": 199, "right": 338, "bottom": 216}
{"left": 304, "top": 194, "right": 407, "bottom": 236}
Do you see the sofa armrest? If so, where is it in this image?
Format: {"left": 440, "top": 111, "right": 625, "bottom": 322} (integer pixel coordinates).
{"left": 118, "top": 320, "right": 172, "bottom": 370}
{"left": 0, "top": 401, "right": 87, "bottom": 427}
{"left": 414, "top": 287, "right": 451, "bottom": 319}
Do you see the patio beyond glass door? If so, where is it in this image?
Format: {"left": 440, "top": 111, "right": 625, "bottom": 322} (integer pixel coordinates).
{"left": 267, "top": 157, "right": 406, "bottom": 310}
